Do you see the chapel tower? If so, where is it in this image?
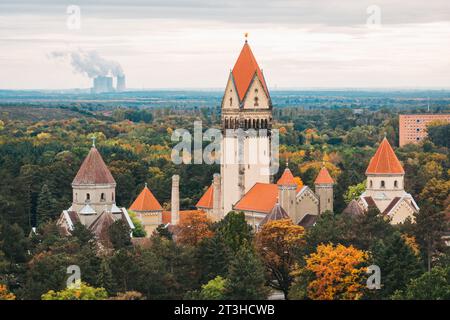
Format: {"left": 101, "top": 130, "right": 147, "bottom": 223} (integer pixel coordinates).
{"left": 364, "top": 137, "right": 406, "bottom": 212}
{"left": 221, "top": 37, "right": 273, "bottom": 215}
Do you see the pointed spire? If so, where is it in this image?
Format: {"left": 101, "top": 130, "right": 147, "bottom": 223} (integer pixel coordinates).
{"left": 72, "top": 146, "right": 115, "bottom": 185}
{"left": 231, "top": 40, "right": 269, "bottom": 101}
{"left": 277, "top": 167, "right": 296, "bottom": 186}
{"left": 366, "top": 137, "right": 404, "bottom": 175}
{"left": 315, "top": 166, "right": 334, "bottom": 185}
{"left": 129, "top": 184, "right": 163, "bottom": 211}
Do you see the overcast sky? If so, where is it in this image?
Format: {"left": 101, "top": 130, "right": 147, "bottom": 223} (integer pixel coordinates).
{"left": 1, "top": 0, "right": 450, "bottom": 89}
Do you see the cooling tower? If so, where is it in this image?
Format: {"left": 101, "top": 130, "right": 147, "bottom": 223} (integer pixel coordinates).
{"left": 91, "top": 76, "right": 114, "bottom": 93}
{"left": 117, "top": 75, "right": 126, "bottom": 92}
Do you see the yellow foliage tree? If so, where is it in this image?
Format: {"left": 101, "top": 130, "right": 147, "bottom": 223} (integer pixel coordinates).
{"left": 255, "top": 219, "right": 305, "bottom": 299}
{"left": 305, "top": 243, "right": 368, "bottom": 300}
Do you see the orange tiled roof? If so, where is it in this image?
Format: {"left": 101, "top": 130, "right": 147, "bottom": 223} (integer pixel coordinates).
{"left": 234, "top": 183, "right": 278, "bottom": 214}
{"left": 232, "top": 41, "right": 269, "bottom": 101}
{"left": 277, "top": 168, "right": 296, "bottom": 186}
{"left": 162, "top": 210, "right": 205, "bottom": 225}
{"left": 129, "top": 186, "right": 163, "bottom": 212}
{"left": 72, "top": 147, "right": 116, "bottom": 185}
{"left": 314, "top": 167, "right": 334, "bottom": 184}
{"left": 196, "top": 185, "right": 213, "bottom": 209}
{"left": 366, "top": 138, "right": 405, "bottom": 174}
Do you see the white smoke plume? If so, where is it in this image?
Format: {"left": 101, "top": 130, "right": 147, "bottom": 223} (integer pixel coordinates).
{"left": 49, "top": 49, "right": 124, "bottom": 78}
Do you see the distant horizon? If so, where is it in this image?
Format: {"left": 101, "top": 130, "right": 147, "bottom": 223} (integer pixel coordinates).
{"left": 1, "top": 1, "right": 450, "bottom": 90}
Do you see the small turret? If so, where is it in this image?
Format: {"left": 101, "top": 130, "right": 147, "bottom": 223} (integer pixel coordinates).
{"left": 314, "top": 166, "right": 334, "bottom": 214}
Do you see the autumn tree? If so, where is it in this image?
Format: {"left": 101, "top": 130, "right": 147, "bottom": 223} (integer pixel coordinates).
{"left": 41, "top": 282, "right": 108, "bottom": 300}
{"left": 419, "top": 178, "right": 450, "bottom": 209}
{"left": 176, "top": 211, "right": 213, "bottom": 246}
{"left": 0, "top": 284, "right": 16, "bottom": 300}
{"left": 304, "top": 243, "right": 368, "bottom": 300}
{"left": 255, "top": 219, "right": 305, "bottom": 299}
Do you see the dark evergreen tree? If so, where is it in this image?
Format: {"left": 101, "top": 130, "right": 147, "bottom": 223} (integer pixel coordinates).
{"left": 108, "top": 220, "right": 132, "bottom": 250}
{"left": 413, "top": 201, "right": 448, "bottom": 271}
{"left": 368, "top": 231, "right": 424, "bottom": 299}
{"left": 225, "top": 241, "right": 268, "bottom": 300}
{"left": 36, "top": 184, "right": 57, "bottom": 224}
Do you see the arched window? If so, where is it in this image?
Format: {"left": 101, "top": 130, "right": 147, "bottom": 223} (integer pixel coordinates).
{"left": 370, "top": 180, "right": 373, "bottom": 188}
{"left": 86, "top": 193, "right": 90, "bottom": 201}
{"left": 100, "top": 193, "right": 105, "bottom": 202}
{"left": 254, "top": 96, "right": 259, "bottom": 107}
{"left": 229, "top": 97, "right": 232, "bottom": 106}
{"left": 394, "top": 180, "right": 398, "bottom": 188}
{"left": 380, "top": 180, "right": 385, "bottom": 188}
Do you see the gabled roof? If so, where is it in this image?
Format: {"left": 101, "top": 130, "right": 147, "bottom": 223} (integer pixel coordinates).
{"left": 89, "top": 211, "right": 116, "bottom": 246}
{"left": 298, "top": 214, "right": 318, "bottom": 228}
{"left": 315, "top": 167, "right": 334, "bottom": 184}
{"left": 129, "top": 186, "right": 163, "bottom": 212}
{"left": 277, "top": 168, "right": 296, "bottom": 186}
{"left": 231, "top": 41, "right": 269, "bottom": 101}
{"left": 234, "top": 183, "right": 278, "bottom": 214}
{"left": 259, "top": 202, "right": 290, "bottom": 226}
{"left": 196, "top": 185, "right": 214, "bottom": 209}
{"left": 366, "top": 138, "right": 404, "bottom": 175}
{"left": 342, "top": 200, "right": 365, "bottom": 217}
{"left": 72, "top": 147, "right": 116, "bottom": 185}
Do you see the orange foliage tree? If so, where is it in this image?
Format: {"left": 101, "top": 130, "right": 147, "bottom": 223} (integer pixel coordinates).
{"left": 305, "top": 243, "right": 368, "bottom": 300}
{"left": 0, "top": 284, "right": 16, "bottom": 300}
{"left": 176, "top": 211, "right": 213, "bottom": 246}
{"left": 255, "top": 219, "right": 305, "bottom": 299}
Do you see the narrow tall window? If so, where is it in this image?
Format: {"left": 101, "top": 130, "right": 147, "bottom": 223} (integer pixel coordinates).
{"left": 380, "top": 181, "right": 385, "bottom": 188}
{"left": 394, "top": 180, "right": 398, "bottom": 188}
{"left": 229, "top": 97, "right": 232, "bottom": 106}
{"left": 86, "top": 193, "right": 90, "bottom": 201}
{"left": 370, "top": 180, "right": 373, "bottom": 188}
{"left": 100, "top": 193, "right": 105, "bottom": 202}
{"left": 254, "top": 96, "right": 259, "bottom": 107}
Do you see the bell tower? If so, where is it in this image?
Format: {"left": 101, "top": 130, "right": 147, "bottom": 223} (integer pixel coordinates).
{"left": 221, "top": 37, "right": 273, "bottom": 215}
